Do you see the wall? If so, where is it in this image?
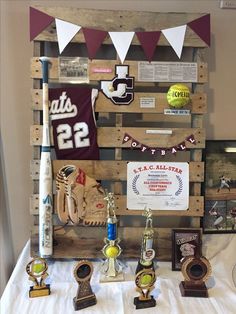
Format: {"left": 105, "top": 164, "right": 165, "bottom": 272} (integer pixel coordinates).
{"left": 1, "top": 0, "right": 236, "bottom": 281}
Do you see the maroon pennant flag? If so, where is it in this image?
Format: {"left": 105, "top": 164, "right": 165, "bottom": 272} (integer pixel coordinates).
{"left": 131, "top": 139, "right": 140, "bottom": 148}
{"left": 171, "top": 146, "right": 178, "bottom": 155}
{"left": 83, "top": 28, "right": 108, "bottom": 60}
{"left": 29, "top": 7, "right": 54, "bottom": 41}
{"left": 187, "top": 14, "right": 210, "bottom": 46}
{"left": 160, "top": 148, "right": 166, "bottom": 156}
{"left": 136, "top": 31, "right": 161, "bottom": 62}
{"left": 140, "top": 145, "right": 148, "bottom": 153}
{"left": 186, "top": 134, "right": 196, "bottom": 145}
{"left": 122, "top": 133, "right": 132, "bottom": 144}
{"left": 149, "top": 148, "right": 157, "bottom": 155}
{"left": 178, "top": 141, "right": 187, "bottom": 151}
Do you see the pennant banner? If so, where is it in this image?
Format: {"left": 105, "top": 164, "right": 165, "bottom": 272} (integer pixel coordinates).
{"left": 29, "top": 7, "right": 54, "bottom": 41}
{"left": 109, "top": 31, "right": 135, "bottom": 63}
{"left": 55, "top": 18, "right": 81, "bottom": 54}
{"left": 122, "top": 133, "right": 196, "bottom": 156}
{"left": 29, "top": 8, "right": 210, "bottom": 62}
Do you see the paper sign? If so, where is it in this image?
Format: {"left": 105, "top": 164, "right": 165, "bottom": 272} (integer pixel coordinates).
{"left": 127, "top": 162, "right": 189, "bottom": 210}
{"left": 140, "top": 97, "right": 156, "bottom": 108}
{"left": 138, "top": 62, "right": 198, "bottom": 82}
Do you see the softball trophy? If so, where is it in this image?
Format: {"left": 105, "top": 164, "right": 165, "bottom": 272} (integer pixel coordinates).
{"left": 100, "top": 191, "right": 124, "bottom": 282}
{"left": 73, "top": 260, "right": 97, "bottom": 310}
{"left": 26, "top": 257, "right": 50, "bottom": 298}
{"left": 136, "top": 208, "right": 155, "bottom": 274}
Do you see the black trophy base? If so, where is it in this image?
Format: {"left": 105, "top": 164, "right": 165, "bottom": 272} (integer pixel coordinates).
{"left": 134, "top": 296, "right": 156, "bottom": 309}
{"left": 29, "top": 284, "right": 51, "bottom": 298}
{"left": 73, "top": 294, "right": 97, "bottom": 311}
{"left": 179, "top": 281, "right": 208, "bottom": 298}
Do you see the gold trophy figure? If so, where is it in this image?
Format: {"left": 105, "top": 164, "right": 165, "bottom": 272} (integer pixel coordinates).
{"left": 26, "top": 257, "right": 50, "bottom": 298}
{"left": 100, "top": 191, "right": 124, "bottom": 282}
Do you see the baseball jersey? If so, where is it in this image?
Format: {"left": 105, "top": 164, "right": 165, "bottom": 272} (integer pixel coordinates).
{"left": 49, "top": 87, "right": 99, "bottom": 160}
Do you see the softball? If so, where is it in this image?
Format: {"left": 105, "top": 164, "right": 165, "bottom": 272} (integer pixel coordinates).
{"left": 167, "top": 84, "right": 190, "bottom": 108}
{"left": 140, "top": 274, "right": 152, "bottom": 285}
{"left": 105, "top": 245, "right": 119, "bottom": 258}
{"left": 32, "top": 262, "right": 44, "bottom": 274}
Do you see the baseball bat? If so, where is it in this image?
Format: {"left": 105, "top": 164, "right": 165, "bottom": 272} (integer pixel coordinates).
{"left": 39, "top": 56, "right": 53, "bottom": 257}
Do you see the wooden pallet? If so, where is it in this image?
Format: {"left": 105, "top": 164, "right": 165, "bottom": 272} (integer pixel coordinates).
{"left": 30, "top": 6, "right": 208, "bottom": 260}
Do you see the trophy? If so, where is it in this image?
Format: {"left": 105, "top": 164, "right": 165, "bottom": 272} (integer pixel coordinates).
{"left": 100, "top": 190, "right": 124, "bottom": 282}
{"left": 134, "top": 207, "right": 157, "bottom": 309}
{"left": 73, "top": 260, "right": 97, "bottom": 310}
{"left": 179, "top": 255, "right": 212, "bottom": 297}
{"left": 134, "top": 268, "right": 157, "bottom": 309}
{"left": 26, "top": 257, "right": 50, "bottom": 298}
{"left": 136, "top": 208, "right": 155, "bottom": 274}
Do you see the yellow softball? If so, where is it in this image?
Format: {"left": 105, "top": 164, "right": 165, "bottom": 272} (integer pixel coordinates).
{"left": 167, "top": 84, "right": 190, "bottom": 108}
{"left": 140, "top": 274, "right": 152, "bottom": 285}
{"left": 32, "top": 262, "right": 44, "bottom": 274}
{"left": 105, "top": 245, "right": 119, "bottom": 258}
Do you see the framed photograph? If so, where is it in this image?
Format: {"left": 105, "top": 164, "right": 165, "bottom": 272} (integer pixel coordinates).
{"left": 203, "top": 140, "right": 236, "bottom": 233}
{"left": 172, "top": 229, "right": 202, "bottom": 271}
{"left": 58, "top": 57, "right": 89, "bottom": 83}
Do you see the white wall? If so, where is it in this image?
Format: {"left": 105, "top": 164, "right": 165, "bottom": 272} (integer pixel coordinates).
{"left": 1, "top": 0, "right": 236, "bottom": 275}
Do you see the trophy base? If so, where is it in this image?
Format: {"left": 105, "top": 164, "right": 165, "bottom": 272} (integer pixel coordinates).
{"left": 73, "top": 294, "right": 97, "bottom": 311}
{"left": 100, "top": 271, "right": 125, "bottom": 283}
{"left": 29, "top": 284, "right": 50, "bottom": 298}
{"left": 179, "top": 281, "right": 208, "bottom": 298}
{"left": 134, "top": 296, "right": 156, "bottom": 309}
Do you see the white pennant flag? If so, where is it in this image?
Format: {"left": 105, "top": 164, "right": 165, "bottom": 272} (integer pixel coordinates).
{"left": 109, "top": 32, "right": 135, "bottom": 63}
{"left": 162, "top": 25, "right": 187, "bottom": 59}
{"left": 55, "top": 18, "right": 81, "bottom": 54}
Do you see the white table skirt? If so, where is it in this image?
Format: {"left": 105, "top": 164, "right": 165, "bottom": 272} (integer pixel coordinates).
{"left": 1, "top": 234, "right": 236, "bottom": 314}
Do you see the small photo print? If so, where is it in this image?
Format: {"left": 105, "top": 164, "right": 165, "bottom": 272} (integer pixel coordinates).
{"left": 203, "top": 200, "right": 227, "bottom": 232}
{"left": 58, "top": 57, "right": 89, "bottom": 83}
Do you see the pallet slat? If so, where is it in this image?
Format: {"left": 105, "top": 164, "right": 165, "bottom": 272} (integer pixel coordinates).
{"left": 30, "top": 160, "right": 204, "bottom": 182}
{"left": 31, "top": 58, "right": 208, "bottom": 83}
{"left": 31, "top": 89, "right": 207, "bottom": 114}
{"left": 30, "top": 126, "right": 205, "bottom": 148}
{"left": 30, "top": 194, "right": 203, "bottom": 216}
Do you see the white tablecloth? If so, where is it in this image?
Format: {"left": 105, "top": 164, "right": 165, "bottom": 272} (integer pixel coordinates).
{"left": 1, "top": 234, "right": 236, "bottom": 314}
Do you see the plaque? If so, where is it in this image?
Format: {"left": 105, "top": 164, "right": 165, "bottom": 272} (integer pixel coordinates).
{"left": 179, "top": 255, "right": 212, "bottom": 298}
{"left": 73, "top": 260, "right": 97, "bottom": 310}
{"left": 26, "top": 257, "right": 50, "bottom": 298}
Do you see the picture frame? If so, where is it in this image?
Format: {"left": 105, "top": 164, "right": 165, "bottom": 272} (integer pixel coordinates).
{"left": 171, "top": 229, "right": 202, "bottom": 271}
{"left": 203, "top": 140, "right": 236, "bottom": 234}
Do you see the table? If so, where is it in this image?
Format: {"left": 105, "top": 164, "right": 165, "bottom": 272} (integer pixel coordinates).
{"left": 1, "top": 234, "right": 236, "bottom": 314}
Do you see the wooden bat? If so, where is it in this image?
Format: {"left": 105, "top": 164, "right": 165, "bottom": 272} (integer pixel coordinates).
{"left": 39, "top": 56, "right": 53, "bottom": 257}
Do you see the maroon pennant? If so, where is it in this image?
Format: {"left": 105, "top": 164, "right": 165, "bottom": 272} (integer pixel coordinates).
{"left": 29, "top": 7, "right": 54, "bottom": 41}
{"left": 171, "top": 146, "right": 178, "bottom": 155}
{"left": 187, "top": 14, "right": 210, "bottom": 46}
{"left": 136, "top": 31, "right": 161, "bottom": 62}
{"left": 131, "top": 139, "right": 140, "bottom": 148}
{"left": 83, "top": 28, "right": 108, "bottom": 60}
{"left": 140, "top": 145, "right": 148, "bottom": 153}
{"left": 178, "top": 141, "right": 187, "bottom": 151}
{"left": 122, "top": 133, "right": 131, "bottom": 144}
{"left": 186, "top": 134, "right": 196, "bottom": 145}
{"left": 149, "top": 148, "right": 157, "bottom": 155}
{"left": 160, "top": 148, "right": 167, "bottom": 156}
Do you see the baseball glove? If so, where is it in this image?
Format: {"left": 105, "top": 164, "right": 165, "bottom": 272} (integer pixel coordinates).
{"left": 56, "top": 165, "right": 107, "bottom": 226}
